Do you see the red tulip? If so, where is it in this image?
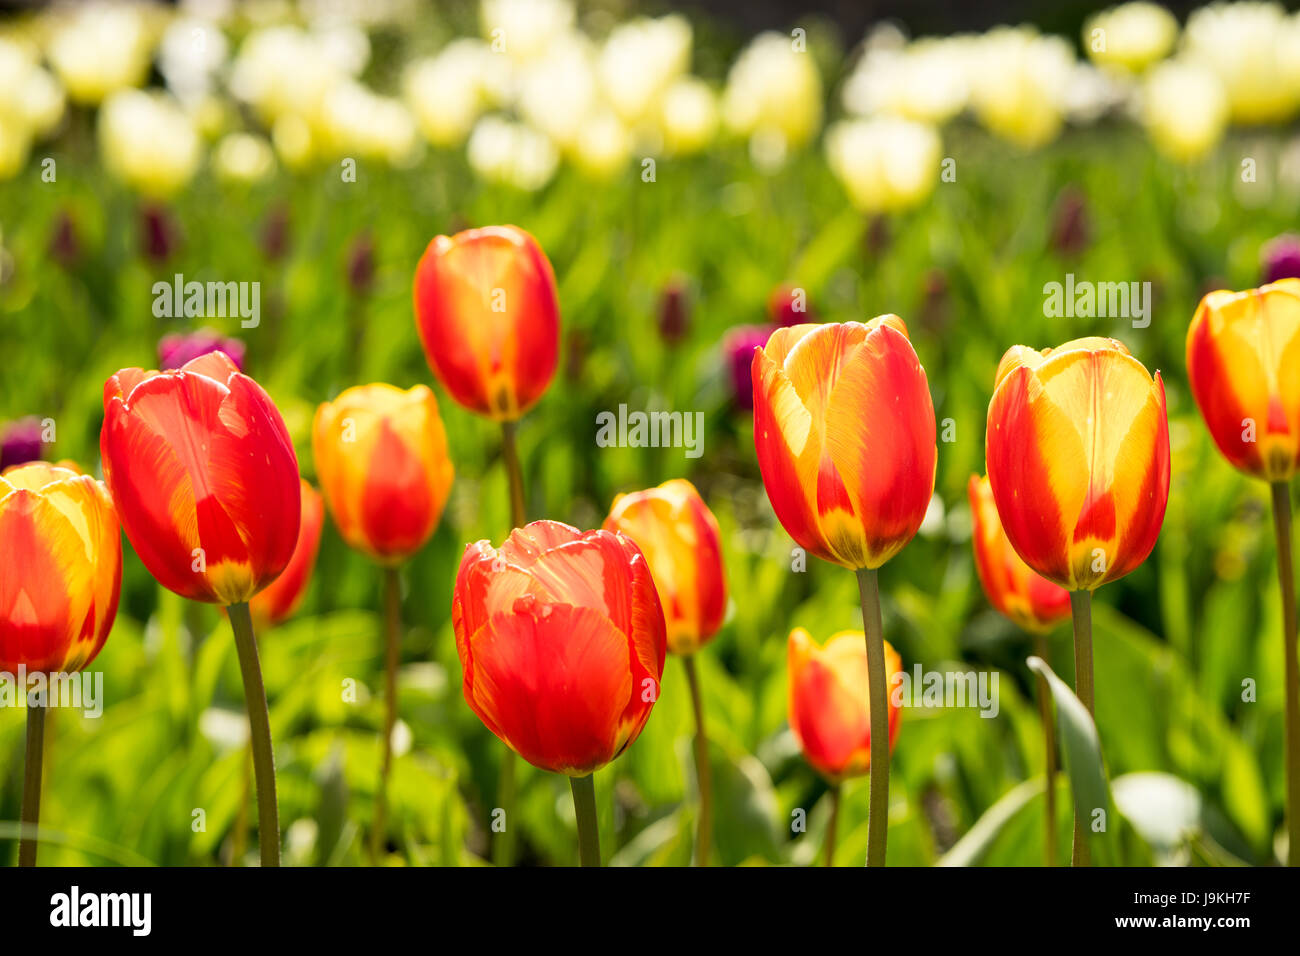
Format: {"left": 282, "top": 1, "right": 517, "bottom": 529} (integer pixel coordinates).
{"left": 752, "top": 317, "right": 937, "bottom": 569}
{"left": 985, "top": 337, "right": 1169, "bottom": 591}
{"left": 0, "top": 462, "right": 121, "bottom": 673}
{"left": 412, "top": 225, "right": 560, "bottom": 422}
{"left": 968, "top": 474, "right": 1071, "bottom": 632}
{"left": 452, "top": 520, "right": 667, "bottom": 775}
{"left": 603, "top": 479, "right": 727, "bottom": 655}
{"left": 249, "top": 480, "right": 324, "bottom": 627}
{"left": 101, "top": 350, "right": 301, "bottom": 605}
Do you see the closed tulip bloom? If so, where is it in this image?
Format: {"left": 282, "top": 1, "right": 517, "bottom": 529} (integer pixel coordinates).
{"left": 453, "top": 520, "right": 667, "bottom": 776}
{"left": 968, "top": 474, "right": 1071, "bottom": 632}
{"left": 412, "top": 225, "right": 560, "bottom": 422}
{"left": 603, "top": 479, "right": 726, "bottom": 655}
{"left": 0, "top": 462, "right": 121, "bottom": 673}
{"left": 313, "top": 384, "right": 454, "bottom": 565}
{"left": 788, "top": 628, "right": 902, "bottom": 781}
{"left": 1187, "top": 280, "right": 1300, "bottom": 482}
{"left": 986, "top": 337, "right": 1169, "bottom": 591}
{"left": 249, "top": 480, "right": 325, "bottom": 627}
{"left": 101, "top": 351, "right": 301, "bottom": 605}
{"left": 752, "top": 317, "right": 937, "bottom": 569}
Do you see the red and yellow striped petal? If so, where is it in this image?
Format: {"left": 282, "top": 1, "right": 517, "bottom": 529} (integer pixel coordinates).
{"left": 1187, "top": 280, "right": 1300, "bottom": 481}
{"left": 413, "top": 225, "right": 560, "bottom": 422}
{"left": 250, "top": 480, "right": 324, "bottom": 627}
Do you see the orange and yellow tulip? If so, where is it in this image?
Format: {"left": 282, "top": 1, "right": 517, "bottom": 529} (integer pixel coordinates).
{"left": 313, "top": 383, "right": 454, "bottom": 565}
{"left": 101, "top": 351, "right": 301, "bottom": 605}
{"left": 452, "top": 520, "right": 667, "bottom": 776}
{"left": 1187, "top": 280, "right": 1300, "bottom": 482}
{"left": 602, "top": 479, "right": 726, "bottom": 655}
{"left": 752, "top": 317, "right": 936, "bottom": 569}
{"left": 968, "top": 474, "right": 1071, "bottom": 633}
{"left": 412, "top": 224, "right": 560, "bottom": 422}
{"left": 249, "top": 480, "right": 325, "bottom": 628}
{"left": 788, "top": 627, "right": 902, "bottom": 781}
{"left": 985, "top": 337, "right": 1169, "bottom": 591}
{"left": 0, "top": 462, "right": 121, "bottom": 673}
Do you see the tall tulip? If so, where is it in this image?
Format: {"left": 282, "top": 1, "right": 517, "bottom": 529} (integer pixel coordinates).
{"left": 752, "top": 315, "right": 935, "bottom": 866}
{"left": 249, "top": 480, "right": 325, "bottom": 629}
{"left": 604, "top": 479, "right": 726, "bottom": 865}
{"left": 787, "top": 628, "right": 901, "bottom": 866}
{"left": 414, "top": 223, "right": 561, "bottom": 865}
{"left": 101, "top": 350, "right": 300, "bottom": 866}
{"left": 969, "top": 473, "right": 1070, "bottom": 865}
{"left": 985, "top": 336, "right": 1169, "bottom": 865}
{"left": 313, "top": 383, "right": 453, "bottom": 860}
{"left": 1187, "top": 281, "right": 1300, "bottom": 865}
{"left": 1, "top": 462, "right": 121, "bottom": 866}
{"left": 453, "top": 520, "right": 667, "bottom": 866}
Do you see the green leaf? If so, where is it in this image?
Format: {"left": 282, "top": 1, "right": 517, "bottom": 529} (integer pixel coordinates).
{"left": 936, "top": 777, "right": 1044, "bottom": 867}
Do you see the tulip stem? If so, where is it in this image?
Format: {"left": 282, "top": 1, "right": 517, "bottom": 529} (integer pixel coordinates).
{"left": 569, "top": 774, "right": 601, "bottom": 867}
{"left": 18, "top": 701, "right": 46, "bottom": 867}
{"left": 856, "top": 567, "right": 890, "bottom": 867}
{"left": 228, "top": 601, "right": 280, "bottom": 867}
{"left": 682, "top": 655, "right": 712, "bottom": 866}
{"left": 1270, "top": 481, "right": 1300, "bottom": 867}
{"left": 495, "top": 420, "right": 528, "bottom": 867}
{"left": 1033, "top": 631, "right": 1058, "bottom": 868}
{"left": 822, "top": 783, "right": 842, "bottom": 867}
{"left": 371, "top": 566, "right": 403, "bottom": 863}
{"left": 1069, "top": 590, "right": 1094, "bottom": 867}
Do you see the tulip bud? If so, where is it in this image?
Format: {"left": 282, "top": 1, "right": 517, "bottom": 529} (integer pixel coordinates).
{"left": 1187, "top": 280, "right": 1300, "bottom": 482}
{"left": 48, "top": 208, "right": 81, "bottom": 269}
{"left": 158, "top": 329, "right": 246, "bottom": 371}
{"left": 249, "top": 480, "right": 325, "bottom": 628}
{"left": 101, "top": 351, "right": 301, "bottom": 605}
{"left": 1049, "top": 185, "right": 1090, "bottom": 258}
{"left": 413, "top": 224, "right": 560, "bottom": 422}
{"left": 788, "top": 627, "right": 901, "bottom": 781}
{"left": 767, "top": 283, "right": 815, "bottom": 328}
{"left": 722, "top": 324, "right": 773, "bottom": 411}
{"left": 753, "top": 317, "right": 937, "bottom": 569}
{"left": 261, "top": 203, "right": 290, "bottom": 263}
{"left": 453, "top": 520, "right": 667, "bottom": 775}
{"left": 313, "top": 383, "right": 454, "bottom": 565}
{"left": 603, "top": 479, "right": 726, "bottom": 655}
{"left": 346, "top": 230, "right": 375, "bottom": 296}
{"left": 0, "top": 417, "right": 45, "bottom": 471}
{"left": 0, "top": 462, "right": 121, "bottom": 673}
{"left": 968, "top": 474, "right": 1071, "bottom": 632}
{"left": 657, "top": 277, "right": 691, "bottom": 345}
{"left": 139, "top": 202, "right": 179, "bottom": 263}
{"left": 1261, "top": 234, "right": 1300, "bottom": 284}
{"left": 986, "top": 337, "right": 1170, "bottom": 591}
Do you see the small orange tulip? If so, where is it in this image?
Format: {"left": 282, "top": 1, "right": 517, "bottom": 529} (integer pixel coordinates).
{"left": 249, "top": 480, "right": 325, "bottom": 627}
{"left": 1187, "top": 280, "right": 1300, "bottom": 482}
{"left": 602, "top": 479, "right": 726, "bottom": 655}
{"left": 313, "top": 383, "right": 454, "bottom": 565}
{"left": 752, "top": 317, "right": 936, "bottom": 569}
{"left": 0, "top": 462, "right": 121, "bottom": 673}
{"left": 968, "top": 474, "right": 1071, "bottom": 633}
{"left": 788, "top": 628, "right": 902, "bottom": 781}
{"left": 101, "top": 351, "right": 301, "bottom": 605}
{"left": 453, "top": 520, "right": 667, "bottom": 776}
{"left": 413, "top": 224, "right": 560, "bottom": 422}
{"left": 985, "top": 337, "right": 1169, "bottom": 592}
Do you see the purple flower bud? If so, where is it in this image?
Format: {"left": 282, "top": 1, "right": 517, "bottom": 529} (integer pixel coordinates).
{"left": 0, "top": 417, "right": 45, "bottom": 471}
{"left": 767, "top": 283, "right": 815, "bottom": 328}
{"left": 723, "top": 324, "right": 775, "bottom": 411}
{"left": 1050, "top": 185, "right": 1090, "bottom": 258}
{"left": 140, "top": 202, "right": 180, "bottom": 263}
{"left": 657, "top": 277, "right": 690, "bottom": 344}
{"left": 346, "top": 231, "right": 375, "bottom": 295}
{"left": 1262, "top": 234, "right": 1300, "bottom": 284}
{"left": 261, "top": 204, "right": 291, "bottom": 263}
{"left": 48, "top": 208, "right": 81, "bottom": 268}
{"left": 158, "top": 329, "right": 246, "bottom": 371}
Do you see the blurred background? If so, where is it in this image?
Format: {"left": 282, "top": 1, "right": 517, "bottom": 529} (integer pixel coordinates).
{"left": 1, "top": 0, "right": 1298, "bottom": 866}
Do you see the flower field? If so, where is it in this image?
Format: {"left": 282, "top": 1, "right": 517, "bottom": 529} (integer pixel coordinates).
{"left": 1, "top": 0, "right": 1300, "bottom": 870}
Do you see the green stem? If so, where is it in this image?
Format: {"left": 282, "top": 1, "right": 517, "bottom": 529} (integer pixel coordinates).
{"left": 371, "top": 566, "right": 402, "bottom": 862}
{"left": 494, "top": 420, "right": 528, "bottom": 867}
{"left": 230, "top": 745, "right": 251, "bottom": 866}
{"left": 822, "top": 783, "right": 842, "bottom": 867}
{"left": 18, "top": 701, "right": 46, "bottom": 867}
{"left": 1069, "top": 589, "right": 1094, "bottom": 867}
{"left": 1033, "top": 631, "right": 1058, "bottom": 868}
{"left": 856, "top": 567, "right": 890, "bottom": 867}
{"left": 682, "top": 655, "right": 712, "bottom": 866}
{"left": 569, "top": 774, "right": 601, "bottom": 867}
{"left": 1271, "top": 482, "right": 1300, "bottom": 867}
{"left": 228, "top": 601, "right": 280, "bottom": 867}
